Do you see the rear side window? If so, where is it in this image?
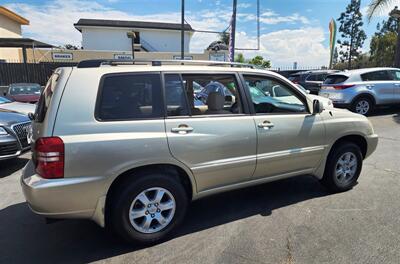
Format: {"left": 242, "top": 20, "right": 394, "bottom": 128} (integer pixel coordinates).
{"left": 324, "top": 75, "right": 348, "bottom": 84}
{"left": 35, "top": 72, "right": 59, "bottom": 122}
{"left": 361, "top": 70, "right": 391, "bottom": 81}
{"left": 97, "top": 73, "right": 163, "bottom": 121}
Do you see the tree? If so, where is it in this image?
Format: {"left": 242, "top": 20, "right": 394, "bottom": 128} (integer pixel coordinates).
{"left": 369, "top": 18, "right": 398, "bottom": 66}
{"left": 337, "top": 0, "right": 367, "bottom": 69}
{"left": 248, "top": 55, "right": 271, "bottom": 68}
{"left": 332, "top": 47, "right": 339, "bottom": 66}
{"left": 219, "top": 32, "right": 230, "bottom": 45}
{"left": 63, "top": 44, "right": 79, "bottom": 50}
{"left": 366, "top": 0, "right": 394, "bottom": 21}
{"left": 235, "top": 53, "right": 245, "bottom": 63}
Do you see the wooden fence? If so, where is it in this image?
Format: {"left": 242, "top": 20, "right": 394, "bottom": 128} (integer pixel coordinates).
{"left": 0, "top": 62, "right": 77, "bottom": 86}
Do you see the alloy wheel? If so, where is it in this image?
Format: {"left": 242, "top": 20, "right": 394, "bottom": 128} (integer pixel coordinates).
{"left": 334, "top": 152, "right": 358, "bottom": 185}
{"left": 129, "top": 187, "right": 176, "bottom": 234}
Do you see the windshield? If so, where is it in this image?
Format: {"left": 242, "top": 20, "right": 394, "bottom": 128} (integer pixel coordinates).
{"left": 10, "top": 84, "right": 41, "bottom": 95}
{"left": 0, "top": 96, "right": 12, "bottom": 104}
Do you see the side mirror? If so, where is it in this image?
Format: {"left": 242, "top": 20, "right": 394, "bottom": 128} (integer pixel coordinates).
{"left": 312, "top": 99, "right": 323, "bottom": 114}
{"left": 28, "top": 112, "right": 35, "bottom": 121}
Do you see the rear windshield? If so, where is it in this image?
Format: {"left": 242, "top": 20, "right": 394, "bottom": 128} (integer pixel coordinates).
{"left": 288, "top": 75, "right": 301, "bottom": 82}
{"left": 10, "top": 84, "right": 41, "bottom": 95}
{"left": 324, "top": 75, "right": 348, "bottom": 84}
{"left": 34, "top": 73, "right": 59, "bottom": 122}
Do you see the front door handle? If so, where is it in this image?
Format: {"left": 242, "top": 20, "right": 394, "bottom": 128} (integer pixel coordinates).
{"left": 257, "top": 120, "right": 274, "bottom": 129}
{"left": 171, "top": 124, "right": 194, "bottom": 134}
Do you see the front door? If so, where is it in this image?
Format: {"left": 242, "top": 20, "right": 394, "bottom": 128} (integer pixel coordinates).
{"left": 242, "top": 74, "right": 326, "bottom": 179}
{"left": 360, "top": 70, "right": 395, "bottom": 104}
{"left": 163, "top": 73, "right": 257, "bottom": 192}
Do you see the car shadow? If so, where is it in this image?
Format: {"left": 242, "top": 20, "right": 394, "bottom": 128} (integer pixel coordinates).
{"left": 370, "top": 106, "right": 400, "bottom": 117}
{"left": 0, "top": 157, "right": 29, "bottom": 178}
{"left": 0, "top": 175, "right": 329, "bottom": 264}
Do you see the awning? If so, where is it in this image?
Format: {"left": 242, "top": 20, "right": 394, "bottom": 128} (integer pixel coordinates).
{"left": 0, "top": 38, "right": 54, "bottom": 48}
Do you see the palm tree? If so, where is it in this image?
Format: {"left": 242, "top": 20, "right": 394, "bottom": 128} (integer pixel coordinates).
{"left": 367, "top": 0, "right": 395, "bottom": 21}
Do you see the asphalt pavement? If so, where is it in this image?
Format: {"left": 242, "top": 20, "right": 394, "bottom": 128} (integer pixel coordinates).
{"left": 0, "top": 107, "right": 399, "bottom": 264}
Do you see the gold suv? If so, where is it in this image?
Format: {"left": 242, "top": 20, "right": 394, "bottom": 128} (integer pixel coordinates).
{"left": 21, "top": 60, "right": 378, "bottom": 245}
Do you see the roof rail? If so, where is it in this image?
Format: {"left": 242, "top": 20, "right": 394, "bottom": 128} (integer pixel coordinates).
{"left": 76, "top": 59, "right": 259, "bottom": 69}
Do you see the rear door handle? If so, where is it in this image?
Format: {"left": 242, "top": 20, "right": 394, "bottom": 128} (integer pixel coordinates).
{"left": 366, "top": 84, "right": 374, "bottom": 89}
{"left": 171, "top": 124, "right": 194, "bottom": 134}
{"left": 257, "top": 120, "right": 274, "bottom": 129}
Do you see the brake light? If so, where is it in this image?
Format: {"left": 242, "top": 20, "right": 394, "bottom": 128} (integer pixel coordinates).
{"left": 333, "top": 84, "right": 355, "bottom": 90}
{"left": 34, "top": 137, "right": 64, "bottom": 179}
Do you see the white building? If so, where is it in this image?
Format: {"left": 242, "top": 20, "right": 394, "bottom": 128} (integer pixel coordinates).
{"left": 74, "top": 19, "right": 194, "bottom": 52}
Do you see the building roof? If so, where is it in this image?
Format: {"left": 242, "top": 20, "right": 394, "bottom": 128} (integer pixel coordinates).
{"left": 74, "top": 18, "right": 193, "bottom": 32}
{"left": 0, "top": 6, "right": 29, "bottom": 25}
{"left": 0, "top": 38, "right": 53, "bottom": 48}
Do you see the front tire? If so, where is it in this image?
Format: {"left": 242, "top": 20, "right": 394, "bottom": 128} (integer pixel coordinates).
{"left": 351, "top": 97, "right": 373, "bottom": 116}
{"left": 109, "top": 173, "right": 188, "bottom": 245}
{"left": 321, "top": 142, "right": 363, "bottom": 193}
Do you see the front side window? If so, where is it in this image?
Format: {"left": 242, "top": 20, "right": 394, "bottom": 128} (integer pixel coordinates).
{"left": 97, "top": 74, "right": 163, "bottom": 121}
{"left": 389, "top": 70, "right": 400, "bottom": 81}
{"left": 243, "top": 75, "right": 307, "bottom": 114}
{"left": 361, "top": 71, "right": 391, "bottom": 81}
{"left": 164, "top": 74, "right": 243, "bottom": 116}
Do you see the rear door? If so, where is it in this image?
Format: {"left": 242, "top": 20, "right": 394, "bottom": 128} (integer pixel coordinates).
{"left": 360, "top": 70, "right": 395, "bottom": 104}
{"left": 163, "top": 72, "right": 257, "bottom": 193}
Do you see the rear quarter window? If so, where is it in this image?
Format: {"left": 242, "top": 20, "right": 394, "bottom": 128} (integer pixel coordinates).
{"left": 96, "top": 73, "right": 163, "bottom": 121}
{"left": 324, "top": 75, "right": 348, "bottom": 84}
{"left": 35, "top": 73, "right": 59, "bottom": 122}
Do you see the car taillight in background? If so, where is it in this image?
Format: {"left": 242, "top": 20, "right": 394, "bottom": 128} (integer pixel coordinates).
{"left": 34, "top": 137, "right": 64, "bottom": 179}
{"left": 333, "top": 84, "right": 355, "bottom": 90}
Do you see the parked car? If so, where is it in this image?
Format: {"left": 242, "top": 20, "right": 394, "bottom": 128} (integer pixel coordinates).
{"left": 295, "top": 84, "right": 335, "bottom": 109}
{"left": 319, "top": 67, "right": 400, "bottom": 115}
{"left": 4, "top": 83, "right": 41, "bottom": 103}
{"left": 289, "top": 70, "right": 338, "bottom": 95}
{"left": 0, "top": 109, "right": 31, "bottom": 160}
{"left": 196, "top": 81, "right": 236, "bottom": 107}
{"left": 21, "top": 61, "right": 378, "bottom": 245}
{"left": 0, "top": 96, "right": 36, "bottom": 115}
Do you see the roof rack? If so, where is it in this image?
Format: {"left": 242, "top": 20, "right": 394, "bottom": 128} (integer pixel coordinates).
{"left": 76, "top": 59, "right": 259, "bottom": 69}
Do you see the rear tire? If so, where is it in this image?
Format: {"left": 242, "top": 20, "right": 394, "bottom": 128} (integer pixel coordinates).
{"left": 109, "top": 172, "right": 188, "bottom": 245}
{"left": 320, "top": 142, "right": 363, "bottom": 193}
{"left": 351, "top": 97, "right": 373, "bottom": 116}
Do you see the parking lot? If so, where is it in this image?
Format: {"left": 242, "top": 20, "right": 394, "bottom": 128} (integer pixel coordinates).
{"left": 0, "top": 108, "right": 399, "bottom": 264}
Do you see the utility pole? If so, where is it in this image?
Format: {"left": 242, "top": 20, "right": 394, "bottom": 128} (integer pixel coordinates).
{"left": 229, "top": 0, "right": 237, "bottom": 62}
{"left": 181, "top": 0, "right": 185, "bottom": 60}
{"left": 126, "top": 31, "right": 136, "bottom": 59}
{"left": 389, "top": 6, "right": 400, "bottom": 67}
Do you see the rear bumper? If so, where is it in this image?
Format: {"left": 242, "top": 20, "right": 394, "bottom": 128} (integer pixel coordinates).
{"left": 20, "top": 160, "right": 107, "bottom": 225}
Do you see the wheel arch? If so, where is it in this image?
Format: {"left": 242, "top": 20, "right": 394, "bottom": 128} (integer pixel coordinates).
{"left": 351, "top": 93, "right": 376, "bottom": 107}
{"left": 104, "top": 163, "right": 195, "bottom": 227}
{"left": 329, "top": 134, "right": 368, "bottom": 159}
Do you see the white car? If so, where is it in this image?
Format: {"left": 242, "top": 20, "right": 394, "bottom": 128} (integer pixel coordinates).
{"left": 0, "top": 96, "right": 36, "bottom": 115}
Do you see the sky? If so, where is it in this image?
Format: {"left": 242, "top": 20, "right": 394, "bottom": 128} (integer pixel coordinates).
{"left": 1, "top": 0, "right": 399, "bottom": 67}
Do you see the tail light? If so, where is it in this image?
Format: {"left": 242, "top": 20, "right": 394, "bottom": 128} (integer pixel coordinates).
{"left": 333, "top": 84, "right": 355, "bottom": 90}
{"left": 34, "top": 137, "right": 64, "bottom": 179}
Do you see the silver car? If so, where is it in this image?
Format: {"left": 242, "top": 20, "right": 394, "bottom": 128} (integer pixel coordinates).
{"left": 0, "top": 109, "right": 31, "bottom": 160}
{"left": 21, "top": 60, "right": 378, "bottom": 245}
{"left": 319, "top": 67, "right": 400, "bottom": 115}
